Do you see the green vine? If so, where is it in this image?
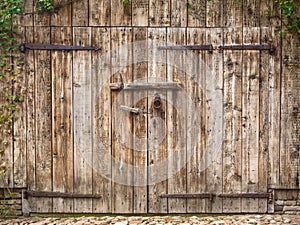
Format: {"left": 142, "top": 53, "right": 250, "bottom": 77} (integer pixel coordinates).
{"left": 0, "top": 0, "right": 54, "bottom": 184}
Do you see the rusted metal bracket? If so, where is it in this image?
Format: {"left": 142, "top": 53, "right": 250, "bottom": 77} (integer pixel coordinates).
{"left": 158, "top": 44, "right": 213, "bottom": 53}
{"left": 110, "top": 82, "right": 183, "bottom": 91}
{"left": 160, "top": 192, "right": 270, "bottom": 200}
{"left": 219, "top": 44, "right": 275, "bottom": 54}
{"left": 23, "top": 190, "right": 102, "bottom": 199}
{"left": 20, "top": 43, "right": 101, "bottom": 52}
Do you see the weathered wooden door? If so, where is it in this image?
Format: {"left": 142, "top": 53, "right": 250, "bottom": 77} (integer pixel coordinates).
{"left": 100, "top": 27, "right": 272, "bottom": 213}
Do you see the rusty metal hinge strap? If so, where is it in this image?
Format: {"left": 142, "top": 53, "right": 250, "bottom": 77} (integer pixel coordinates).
{"left": 110, "top": 82, "right": 183, "bottom": 90}
{"left": 20, "top": 43, "right": 101, "bottom": 52}
{"left": 23, "top": 190, "right": 102, "bottom": 199}
{"left": 219, "top": 44, "right": 275, "bottom": 54}
{"left": 160, "top": 192, "right": 270, "bottom": 199}
{"left": 158, "top": 44, "right": 213, "bottom": 52}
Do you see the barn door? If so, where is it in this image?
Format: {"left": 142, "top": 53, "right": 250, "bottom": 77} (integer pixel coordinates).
{"left": 107, "top": 27, "right": 270, "bottom": 213}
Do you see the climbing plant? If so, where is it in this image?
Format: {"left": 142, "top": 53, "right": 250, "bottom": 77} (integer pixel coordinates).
{"left": 0, "top": 0, "right": 54, "bottom": 182}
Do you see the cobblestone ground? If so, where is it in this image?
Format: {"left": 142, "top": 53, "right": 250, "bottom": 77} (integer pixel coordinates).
{"left": 1, "top": 214, "right": 300, "bottom": 225}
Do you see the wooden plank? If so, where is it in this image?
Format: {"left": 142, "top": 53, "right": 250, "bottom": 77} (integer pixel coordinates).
{"left": 171, "top": 0, "right": 187, "bottom": 27}
{"left": 23, "top": 0, "right": 34, "bottom": 26}
{"left": 243, "top": 0, "right": 260, "bottom": 27}
{"left": 205, "top": 28, "right": 223, "bottom": 213}
{"left": 223, "top": 0, "right": 243, "bottom": 27}
{"left": 222, "top": 27, "right": 243, "bottom": 213}
{"left": 132, "top": 28, "right": 148, "bottom": 213}
{"left": 267, "top": 27, "right": 281, "bottom": 189}
{"left": 166, "top": 28, "right": 187, "bottom": 213}
{"left": 280, "top": 31, "right": 300, "bottom": 188}
{"left": 187, "top": 0, "right": 206, "bottom": 27}
{"left": 241, "top": 27, "right": 260, "bottom": 213}
{"left": 260, "top": 0, "right": 281, "bottom": 27}
{"left": 206, "top": 0, "right": 223, "bottom": 27}
{"left": 51, "top": 0, "right": 72, "bottom": 26}
{"left": 258, "top": 27, "right": 271, "bottom": 213}
{"left": 33, "top": 0, "right": 50, "bottom": 26}
{"left": 111, "top": 28, "right": 133, "bottom": 213}
{"left": 72, "top": 0, "right": 89, "bottom": 26}
{"left": 34, "top": 26, "right": 52, "bottom": 212}
{"left": 132, "top": 0, "right": 148, "bottom": 26}
{"left": 149, "top": 0, "right": 170, "bottom": 26}
{"left": 24, "top": 26, "right": 37, "bottom": 211}
{"left": 147, "top": 28, "right": 168, "bottom": 213}
{"left": 91, "top": 27, "right": 112, "bottom": 213}
{"left": 51, "top": 27, "right": 73, "bottom": 213}
{"left": 73, "top": 27, "right": 93, "bottom": 213}
{"left": 13, "top": 26, "right": 27, "bottom": 188}
{"left": 89, "top": 0, "right": 111, "bottom": 26}
{"left": 186, "top": 28, "right": 207, "bottom": 213}
{"left": 111, "top": 0, "right": 131, "bottom": 26}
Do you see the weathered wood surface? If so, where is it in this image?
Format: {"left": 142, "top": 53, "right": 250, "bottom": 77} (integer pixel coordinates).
{"left": 1, "top": 0, "right": 299, "bottom": 214}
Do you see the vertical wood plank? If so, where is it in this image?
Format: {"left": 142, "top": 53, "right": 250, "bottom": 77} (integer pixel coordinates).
{"left": 166, "top": 28, "right": 187, "bottom": 213}
{"left": 223, "top": 0, "right": 243, "bottom": 27}
{"left": 111, "top": 27, "right": 133, "bottom": 213}
{"left": 260, "top": 0, "right": 281, "bottom": 27}
{"left": 205, "top": 28, "right": 223, "bottom": 213}
{"left": 72, "top": 0, "right": 89, "bottom": 26}
{"left": 51, "top": 27, "right": 73, "bottom": 213}
{"left": 280, "top": 32, "right": 300, "bottom": 188}
{"left": 73, "top": 27, "right": 93, "bottom": 212}
{"left": 33, "top": 0, "right": 50, "bottom": 26}
{"left": 187, "top": 0, "right": 206, "bottom": 27}
{"left": 132, "top": 0, "right": 148, "bottom": 26}
{"left": 13, "top": 26, "right": 27, "bottom": 188}
{"left": 243, "top": 0, "right": 260, "bottom": 27}
{"left": 186, "top": 28, "right": 207, "bottom": 213}
{"left": 91, "top": 27, "right": 112, "bottom": 213}
{"left": 34, "top": 26, "right": 53, "bottom": 212}
{"left": 206, "top": 0, "right": 223, "bottom": 27}
{"left": 23, "top": 0, "right": 34, "bottom": 26}
{"left": 25, "top": 26, "right": 37, "bottom": 211}
{"left": 89, "top": 0, "right": 111, "bottom": 26}
{"left": 149, "top": 0, "right": 170, "bottom": 26}
{"left": 171, "top": 0, "right": 187, "bottom": 27}
{"left": 111, "top": 0, "right": 131, "bottom": 26}
{"left": 147, "top": 28, "right": 168, "bottom": 213}
{"left": 132, "top": 28, "right": 148, "bottom": 213}
{"left": 241, "top": 27, "right": 260, "bottom": 212}
{"left": 51, "top": 0, "right": 72, "bottom": 26}
{"left": 222, "top": 27, "right": 243, "bottom": 213}
{"left": 258, "top": 27, "right": 270, "bottom": 213}
{"left": 267, "top": 27, "right": 281, "bottom": 189}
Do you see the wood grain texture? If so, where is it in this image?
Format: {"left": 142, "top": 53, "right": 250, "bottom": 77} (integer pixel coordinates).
{"left": 166, "top": 28, "right": 187, "bottom": 213}
{"left": 147, "top": 28, "right": 168, "bottom": 213}
{"left": 205, "top": 28, "right": 223, "bottom": 213}
{"left": 222, "top": 27, "right": 243, "bottom": 213}
{"left": 111, "top": 28, "right": 133, "bottom": 213}
{"left": 111, "top": 0, "right": 131, "bottom": 26}
{"left": 132, "top": 0, "right": 148, "bottom": 26}
{"left": 34, "top": 26, "right": 52, "bottom": 212}
{"left": 243, "top": 0, "right": 260, "bottom": 27}
{"left": 267, "top": 27, "right": 281, "bottom": 189}
{"left": 187, "top": 0, "right": 206, "bottom": 27}
{"left": 51, "top": 0, "right": 72, "bottom": 26}
{"left": 223, "top": 0, "right": 243, "bottom": 27}
{"left": 171, "top": 0, "right": 187, "bottom": 27}
{"left": 149, "top": 0, "right": 170, "bottom": 26}
{"left": 132, "top": 28, "right": 148, "bottom": 213}
{"left": 72, "top": 0, "right": 89, "bottom": 26}
{"left": 91, "top": 27, "right": 112, "bottom": 213}
{"left": 186, "top": 28, "right": 207, "bottom": 213}
{"left": 280, "top": 31, "right": 300, "bottom": 188}
{"left": 90, "top": 0, "right": 111, "bottom": 26}
{"left": 33, "top": 0, "right": 50, "bottom": 26}
{"left": 13, "top": 26, "right": 27, "bottom": 188}
{"left": 241, "top": 27, "right": 260, "bottom": 212}
{"left": 51, "top": 27, "right": 73, "bottom": 213}
{"left": 73, "top": 27, "right": 93, "bottom": 212}
{"left": 206, "top": 0, "right": 223, "bottom": 27}
{"left": 23, "top": 0, "right": 34, "bottom": 26}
